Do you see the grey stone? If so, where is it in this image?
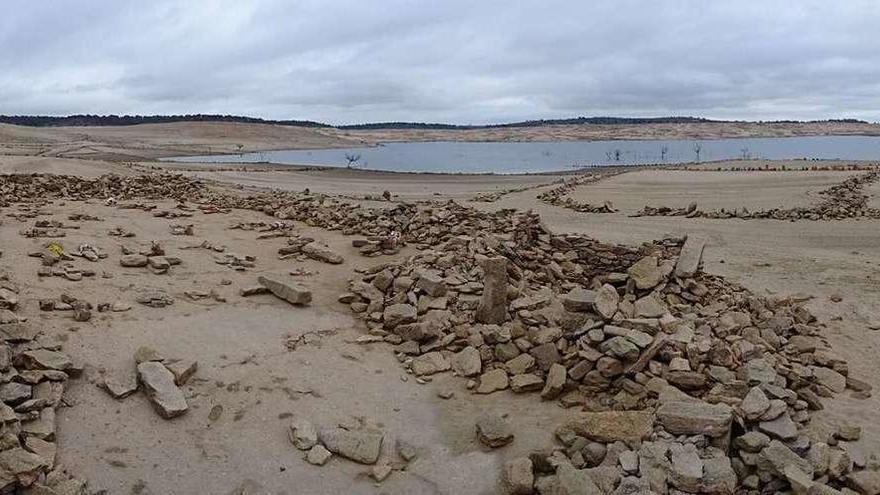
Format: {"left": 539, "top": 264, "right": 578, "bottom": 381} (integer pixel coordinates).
{"left": 510, "top": 373, "right": 544, "bottom": 393}
{"left": 846, "top": 470, "right": 880, "bottom": 495}
{"left": 383, "top": 304, "right": 417, "bottom": 329}
{"left": 619, "top": 450, "right": 639, "bottom": 473}
{"left": 656, "top": 400, "right": 732, "bottom": 437}
{"left": 120, "top": 254, "right": 148, "bottom": 267}
{"left": 411, "top": 352, "right": 450, "bottom": 376}
{"left": 475, "top": 257, "right": 508, "bottom": 324}
{"left": 812, "top": 366, "right": 847, "bottom": 393}
{"left": 165, "top": 359, "right": 198, "bottom": 386}
{"left": 735, "top": 431, "right": 770, "bottom": 453}
{"left": 305, "top": 445, "right": 332, "bottom": 466}
{"left": 416, "top": 271, "right": 447, "bottom": 297}
{"left": 476, "top": 369, "right": 509, "bottom": 394}
{"left": 289, "top": 418, "right": 318, "bottom": 450}
{"left": 101, "top": 373, "right": 138, "bottom": 399}
{"left": 593, "top": 284, "right": 619, "bottom": 320}
{"left": 541, "top": 363, "right": 566, "bottom": 399}
{"left": 557, "top": 410, "right": 654, "bottom": 443}
{"left": 503, "top": 457, "right": 534, "bottom": 495}
{"left": 633, "top": 295, "right": 666, "bottom": 318}
{"left": 301, "top": 241, "right": 344, "bottom": 264}
{"left": 17, "top": 349, "right": 73, "bottom": 371}
{"left": 741, "top": 386, "right": 771, "bottom": 421}
{"left": 675, "top": 236, "right": 706, "bottom": 278}
{"left": 0, "top": 382, "right": 31, "bottom": 405}
{"left": 318, "top": 428, "right": 384, "bottom": 464}
{"left": 536, "top": 463, "right": 602, "bottom": 495}
{"left": 599, "top": 337, "right": 640, "bottom": 361}
{"left": 702, "top": 454, "right": 737, "bottom": 495}
{"left": 476, "top": 414, "right": 514, "bottom": 448}
{"left": 758, "top": 440, "right": 814, "bottom": 477}
{"left": 505, "top": 354, "right": 536, "bottom": 375}
{"left": 136, "top": 361, "right": 188, "bottom": 419}
{"left": 759, "top": 413, "right": 799, "bottom": 441}
{"left": 257, "top": 275, "right": 312, "bottom": 305}
{"left": 627, "top": 256, "right": 664, "bottom": 290}
{"left": 561, "top": 288, "right": 596, "bottom": 312}
{"left": 451, "top": 346, "right": 482, "bottom": 377}
{"left": 668, "top": 443, "right": 703, "bottom": 493}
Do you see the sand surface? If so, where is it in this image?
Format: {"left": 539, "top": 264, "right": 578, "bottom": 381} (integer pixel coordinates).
{"left": 566, "top": 169, "right": 863, "bottom": 212}
{"left": 1, "top": 150, "right": 879, "bottom": 493}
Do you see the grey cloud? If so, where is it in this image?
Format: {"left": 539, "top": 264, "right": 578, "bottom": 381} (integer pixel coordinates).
{"left": 0, "top": 0, "right": 879, "bottom": 123}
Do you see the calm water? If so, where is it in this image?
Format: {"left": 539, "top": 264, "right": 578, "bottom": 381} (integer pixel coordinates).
{"left": 165, "top": 135, "right": 880, "bottom": 174}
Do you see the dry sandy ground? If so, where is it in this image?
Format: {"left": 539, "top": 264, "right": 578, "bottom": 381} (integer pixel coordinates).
{"left": 2, "top": 156, "right": 879, "bottom": 494}
{"left": 172, "top": 166, "right": 569, "bottom": 202}
{"left": 1, "top": 189, "right": 574, "bottom": 494}
{"left": 566, "top": 169, "right": 863, "bottom": 212}
{"left": 0, "top": 122, "right": 368, "bottom": 161}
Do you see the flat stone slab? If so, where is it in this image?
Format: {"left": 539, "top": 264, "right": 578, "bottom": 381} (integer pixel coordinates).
{"left": 137, "top": 362, "right": 188, "bottom": 419}
{"left": 257, "top": 275, "right": 312, "bottom": 305}
{"left": 675, "top": 236, "right": 706, "bottom": 278}
{"left": 318, "top": 428, "right": 383, "bottom": 464}
{"left": 558, "top": 410, "right": 654, "bottom": 442}
{"left": 656, "top": 400, "right": 732, "bottom": 437}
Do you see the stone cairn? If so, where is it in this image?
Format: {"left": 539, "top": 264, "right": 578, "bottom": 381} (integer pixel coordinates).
{"left": 339, "top": 211, "right": 877, "bottom": 495}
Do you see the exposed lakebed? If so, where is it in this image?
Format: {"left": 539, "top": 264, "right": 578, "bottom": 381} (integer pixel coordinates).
{"left": 165, "top": 135, "right": 880, "bottom": 173}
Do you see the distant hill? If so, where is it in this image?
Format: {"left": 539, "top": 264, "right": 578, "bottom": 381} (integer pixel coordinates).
{"left": 0, "top": 114, "right": 330, "bottom": 128}
{"left": 0, "top": 114, "right": 869, "bottom": 129}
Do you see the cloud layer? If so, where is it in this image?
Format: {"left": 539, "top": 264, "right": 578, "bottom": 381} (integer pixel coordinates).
{"left": 1, "top": 0, "right": 879, "bottom": 124}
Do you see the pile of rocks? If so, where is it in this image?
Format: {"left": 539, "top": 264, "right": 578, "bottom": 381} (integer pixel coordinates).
{"left": 0, "top": 173, "right": 204, "bottom": 206}
{"left": 337, "top": 207, "right": 875, "bottom": 494}
{"left": 635, "top": 170, "right": 880, "bottom": 221}
{"left": 0, "top": 279, "right": 87, "bottom": 491}
{"left": 694, "top": 164, "right": 879, "bottom": 173}
{"left": 536, "top": 172, "right": 621, "bottom": 213}
{"left": 472, "top": 179, "right": 564, "bottom": 203}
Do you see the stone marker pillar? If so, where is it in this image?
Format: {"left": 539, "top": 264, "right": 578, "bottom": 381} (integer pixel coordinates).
{"left": 475, "top": 256, "right": 508, "bottom": 324}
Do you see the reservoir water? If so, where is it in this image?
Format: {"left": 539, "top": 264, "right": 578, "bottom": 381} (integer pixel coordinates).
{"left": 165, "top": 135, "right": 880, "bottom": 174}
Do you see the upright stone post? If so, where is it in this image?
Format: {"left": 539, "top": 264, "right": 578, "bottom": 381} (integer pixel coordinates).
{"left": 475, "top": 256, "right": 508, "bottom": 324}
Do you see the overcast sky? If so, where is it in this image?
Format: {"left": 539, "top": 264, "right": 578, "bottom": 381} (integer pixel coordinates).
{"left": 1, "top": 1, "right": 878, "bottom": 124}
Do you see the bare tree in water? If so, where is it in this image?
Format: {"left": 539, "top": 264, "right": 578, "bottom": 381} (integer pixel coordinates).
{"left": 692, "top": 143, "right": 702, "bottom": 162}
{"left": 344, "top": 153, "right": 361, "bottom": 168}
